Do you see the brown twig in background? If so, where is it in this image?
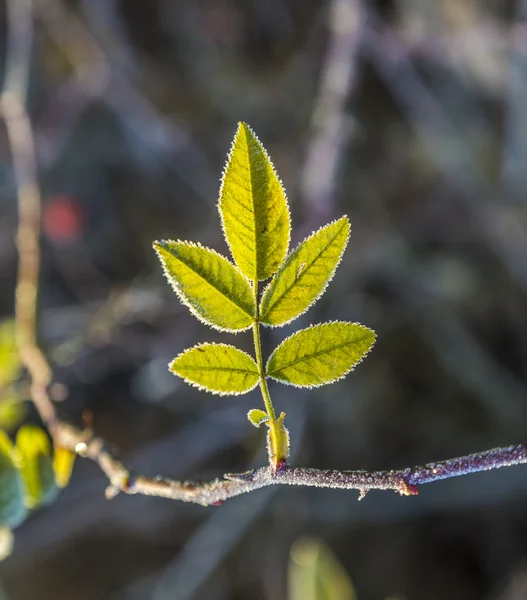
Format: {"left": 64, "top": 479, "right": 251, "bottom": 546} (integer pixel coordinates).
{"left": 2, "top": 0, "right": 527, "bottom": 510}
{"left": 0, "top": 0, "right": 132, "bottom": 496}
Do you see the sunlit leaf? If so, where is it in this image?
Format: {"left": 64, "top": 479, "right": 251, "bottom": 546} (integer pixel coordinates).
{"left": 266, "top": 322, "right": 376, "bottom": 388}
{"left": 15, "top": 426, "right": 58, "bottom": 509}
{"left": 219, "top": 122, "right": 290, "bottom": 281}
{"left": 53, "top": 446, "right": 76, "bottom": 488}
{"left": 247, "top": 408, "right": 268, "bottom": 427}
{"left": 288, "top": 536, "right": 357, "bottom": 600}
{"left": 170, "top": 343, "right": 259, "bottom": 395}
{"left": 154, "top": 240, "right": 255, "bottom": 332}
{"left": 0, "top": 430, "right": 26, "bottom": 529}
{"left": 260, "top": 217, "right": 350, "bottom": 326}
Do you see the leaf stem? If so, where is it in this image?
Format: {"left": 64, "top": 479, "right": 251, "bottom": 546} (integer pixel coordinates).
{"left": 251, "top": 280, "right": 276, "bottom": 421}
{"left": 258, "top": 354, "right": 276, "bottom": 421}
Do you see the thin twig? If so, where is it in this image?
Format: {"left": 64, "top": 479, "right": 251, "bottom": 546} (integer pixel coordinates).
{"left": 2, "top": 0, "right": 527, "bottom": 511}
{"left": 123, "top": 443, "right": 527, "bottom": 504}
{"left": 1, "top": 0, "right": 53, "bottom": 398}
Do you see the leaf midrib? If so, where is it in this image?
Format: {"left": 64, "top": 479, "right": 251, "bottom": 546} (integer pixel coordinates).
{"left": 245, "top": 135, "right": 260, "bottom": 279}
{"left": 169, "top": 248, "right": 255, "bottom": 319}
{"left": 267, "top": 331, "right": 372, "bottom": 375}
{"left": 179, "top": 366, "right": 258, "bottom": 374}
{"left": 262, "top": 223, "right": 344, "bottom": 317}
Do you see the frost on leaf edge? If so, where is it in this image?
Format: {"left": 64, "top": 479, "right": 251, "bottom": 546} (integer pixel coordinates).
{"left": 153, "top": 239, "right": 255, "bottom": 334}
{"left": 259, "top": 216, "right": 351, "bottom": 328}
{"left": 217, "top": 122, "right": 292, "bottom": 281}
{"left": 247, "top": 408, "right": 269, "bottom": 427}
{"left": 169, "top": 342, "right": 260, "bottom": 397}
{"left": 265, "top": 320, "right": 377, "bottom": 389}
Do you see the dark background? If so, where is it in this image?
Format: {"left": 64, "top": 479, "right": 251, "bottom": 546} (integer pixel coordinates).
{"left": 2, "top": 0, "right": 527, "bottom": 598}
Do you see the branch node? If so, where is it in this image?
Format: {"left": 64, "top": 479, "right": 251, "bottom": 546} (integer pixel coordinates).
{"left": 121, "top": 474, "right": 136, "bottom": 493}
{"left": 274, "top": 459, "right": 289, "bottom": 473}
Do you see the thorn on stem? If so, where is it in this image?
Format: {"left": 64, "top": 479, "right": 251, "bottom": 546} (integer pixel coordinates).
{"left": 399, "top": 481, "right": 419, "bottom": 496}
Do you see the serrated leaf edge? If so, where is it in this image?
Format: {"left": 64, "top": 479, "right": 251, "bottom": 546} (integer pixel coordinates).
{"left": 218, "top": 122, "right": 291, "bottom": 281}
{"left": 260, "top": 216, "right": 350, "bottom": 327}
{"left": 153, "top": 239, "right": 255, "bottom": 333}
{"left": 265, "top": 320, "right": 376, "bottom": 389}
{"left": 169, "top": 342, "right": 260, "bottom": 397}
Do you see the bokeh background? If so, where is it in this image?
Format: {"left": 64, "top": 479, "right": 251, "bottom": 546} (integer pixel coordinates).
{"left": 1, "top": 0, "right": 527, "bottom": 598}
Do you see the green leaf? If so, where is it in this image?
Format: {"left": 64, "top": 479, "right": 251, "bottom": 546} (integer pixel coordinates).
{"left": 247, "top": 408, "right": 268, "bottom": 427}
{"left": 170, "top": 343, "right": 259, "bottom": 396}
{"left": 219, "top": 122, "right": 290, "bottom": 281}
{"left": 266, "top": 322, "right": 376, "bottom": 388}
{"left": 53, "top": 446, "right": 76, "bottom": 489}
{"left": 260, "top": 217, "right": 350, "bottom": 327}
{"left": 154, "top": 240, "right": 255, "bottom": 332}
{"left": 0, "top": 430, "right": 27, "bottom": 529}
{"left": 15, "top": 426, "right": 58, "bottom": 509}
{"left": 288, "top": 537, "right": 357, "bottom": 600}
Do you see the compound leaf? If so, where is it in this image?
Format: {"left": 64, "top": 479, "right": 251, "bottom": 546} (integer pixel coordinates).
{"left": 154, "top": 240, "right": 255, "bottom": 332}
{"left": 170, "top": 343, "right": 259, "bottom": 395}
{"left": 219, "top": 122, "right": 290, "bottom": 281}
{"left": 266, "top": 322, "right": 376, "bottom": 388}
{"left": 260, "top": 217, "right": 350, "bottom": 326}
